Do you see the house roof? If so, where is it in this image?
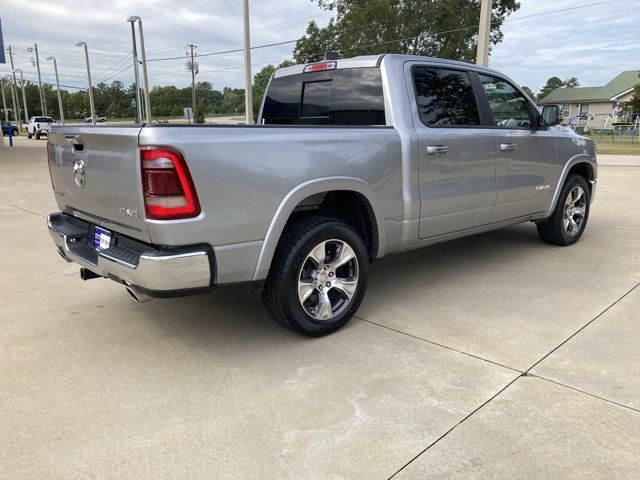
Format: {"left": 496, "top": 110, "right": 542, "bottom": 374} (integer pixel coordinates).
{"left": 539, "top": 70, "right": 640, "bottom": 104}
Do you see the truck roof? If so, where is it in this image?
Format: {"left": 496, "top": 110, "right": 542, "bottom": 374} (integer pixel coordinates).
{"left": 273, "top": 53, "right": 503, "bottom": 78}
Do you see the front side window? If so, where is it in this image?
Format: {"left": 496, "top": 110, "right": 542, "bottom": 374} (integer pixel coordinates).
{"left": 412, "top": 67, "right": 481, "bottom": 127}
{"left": 479, "top": 75, "right": 533, "bottom": 128}
{"left": 261, "top": 68, "right": 385, "bottom": 126}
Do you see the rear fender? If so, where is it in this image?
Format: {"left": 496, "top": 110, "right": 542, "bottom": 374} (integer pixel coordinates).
{"left": 252, "top": 177, "right": 385, "bottom": 281}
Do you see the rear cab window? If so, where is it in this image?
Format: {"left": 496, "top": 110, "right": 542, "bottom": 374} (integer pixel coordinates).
{"left": 35, "top": 117, "right": 54, "bottom": 123}
{"left": 411, "top": 67, "right": 481, "bottom": 127}
{"left": 261, "top": 67, "right": 386, "bottom": 126}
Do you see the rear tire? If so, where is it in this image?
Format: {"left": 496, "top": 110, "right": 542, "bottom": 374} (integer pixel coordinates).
{"left": 35, "top": 132, "right": 40, "bottom": 140}
{"left": 262, "top": 215, "right": 369, "bottom": 337}
{"left": 537, "top": 174, "right": 590, "bottom": 246}
{"left": 27, "top": 130, "right": 32, "bottom": 139}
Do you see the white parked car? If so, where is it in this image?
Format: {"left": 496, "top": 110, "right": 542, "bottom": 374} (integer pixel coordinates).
{"left": 27, "top": 116, "right": 55, "bottom": 139}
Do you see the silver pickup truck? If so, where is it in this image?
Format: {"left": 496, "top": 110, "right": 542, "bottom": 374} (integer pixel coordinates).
{"left": 47, "top": 54, "right": 597, "bottom": 336}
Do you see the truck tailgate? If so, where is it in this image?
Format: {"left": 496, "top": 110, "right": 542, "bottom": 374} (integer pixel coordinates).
{"left": 47, "top": 126, "right": 151, "bottom": 243}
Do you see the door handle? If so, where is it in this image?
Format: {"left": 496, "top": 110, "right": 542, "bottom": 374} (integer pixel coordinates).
{"left": 426, "top": 145, "right": 450, "bottom": 155}
{"left": 500, "top": 143, "right": 518, "bottom": 152}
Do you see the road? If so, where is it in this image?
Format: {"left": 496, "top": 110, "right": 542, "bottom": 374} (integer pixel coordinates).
{"left": 1, "top": 136, "right": 639, "bottom": 479}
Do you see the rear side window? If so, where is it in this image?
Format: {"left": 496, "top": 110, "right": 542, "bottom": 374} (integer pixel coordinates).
{"left": 262, "top": 68, "right": 385, "bottom": 126}
{"left": 479, "top": 75, "right": 533, "bottom": 128}
{"left": 412, "top": 67, "right": 481, "bottom": 127}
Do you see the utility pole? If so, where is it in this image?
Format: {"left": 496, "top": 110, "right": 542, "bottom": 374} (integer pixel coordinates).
{"left": 475, "top": 0, "right": 492, "bottom": 67}
{"left": 76, "top": 41, "right": 96, "bottom": 124}
{"left": 1, "top": 76, "right": 8, "bottom": 122}
{"left": 7, "top": 46, "right": 22, "bottom": 132}
{"left": 242, "top": 0, "right": 254, "bottom": 124}
{"left": 15, "top": 69, "right": 29, "bottom": 125}
{"left": 186, "top": 43, "right": 198, "bottom": 123}
{"left": 47, "top": 57, "right": 65, "bottom": 124}
{"left": 127, "top": 17, "right": 143, "bottom": 123}
{"left": 28, "top": 43, "right": 47, "bottom": 115}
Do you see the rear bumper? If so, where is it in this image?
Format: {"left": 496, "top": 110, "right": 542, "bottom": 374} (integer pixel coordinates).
{"left": 48, "top": 212, "right": 212, "bottom": 294}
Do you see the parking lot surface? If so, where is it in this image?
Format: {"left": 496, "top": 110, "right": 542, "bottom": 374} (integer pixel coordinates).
{"left": 1, "top": 136, "right": 639, "bottom": 479}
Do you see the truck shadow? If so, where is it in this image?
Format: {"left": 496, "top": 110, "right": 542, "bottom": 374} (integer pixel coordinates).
{"left": 138, "top": 223, "right": 543, "bottom": 347}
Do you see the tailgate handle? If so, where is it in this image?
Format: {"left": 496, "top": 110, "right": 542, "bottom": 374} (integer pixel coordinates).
{"left": 64, "top": 134, "right": 84, "bottom": 152}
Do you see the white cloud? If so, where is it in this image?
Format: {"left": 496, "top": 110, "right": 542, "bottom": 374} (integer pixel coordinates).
{"left": 1, "top": 0, "right": 637, "bottom": 96}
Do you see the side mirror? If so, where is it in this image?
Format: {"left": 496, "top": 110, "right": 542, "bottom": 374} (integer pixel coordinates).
{"left": 541, "top": 104, "right": 564, "bottom": 126}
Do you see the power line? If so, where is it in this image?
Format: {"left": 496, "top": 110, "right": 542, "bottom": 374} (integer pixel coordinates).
{"left": 94, "top": 51, "right": 133, "bottom": 79}
{"left": 97, "top": 64, "right": 133, "bottom": 84}
{"left": 148, "top": 0, "right": 626, "bottom": 63}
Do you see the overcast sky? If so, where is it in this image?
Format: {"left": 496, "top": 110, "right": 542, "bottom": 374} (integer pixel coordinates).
{"left": 1, "top": 0, "right": 638, "bottom": 95}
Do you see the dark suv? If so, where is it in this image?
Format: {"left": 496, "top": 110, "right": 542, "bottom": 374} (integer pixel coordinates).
{"left": 1, "top": 121, "right": 19, "bottom": 137}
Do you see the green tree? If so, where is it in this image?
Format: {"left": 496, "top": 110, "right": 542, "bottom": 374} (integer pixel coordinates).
{"left": 520, "top": 85, "right": 535, "bottom": 100}
{"left": 538, "top": 76, "right": 580, "bottom": 101}
{"left": 193, "top": 99, "right": 206, "bottom": 123}
{"left": 564, "top": 77, "right": 580, "bottom": 88}
{"left": 294, "top": 0, "right": 520, "bottom": 63}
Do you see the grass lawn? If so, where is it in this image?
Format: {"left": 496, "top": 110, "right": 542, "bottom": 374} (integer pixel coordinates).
{"left": 585, "top": 133, "right": 640, "bottom": 155}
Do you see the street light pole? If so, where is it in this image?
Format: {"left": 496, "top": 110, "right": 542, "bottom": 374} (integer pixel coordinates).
{"left": 7, "top": 46, "right": 22, "bottom": 132}
{"left": 1, "top": 76, "right": 8, "bottom": 122}
{"left": 475, "top": 0, "right": 492, "bottom": 67}
{"left": 136, "top": 17, "right": 152, "bottom": 123}
{"left": 47, "top": 57, "right": 65, "bottom": 124}
{"left": 28, "top": 43, "right": 47, "bottom": 115}
{"left": 127, "top": 17, "right": 143, "bottom": 123}
{"left": 14, "top": 69, "right": 29, "bottom": 125}
{"left": 76, "top": 41, "right": 96, "bottom": 124}
{"left": 242, "top": 0, "right": 254, "bottom": 124}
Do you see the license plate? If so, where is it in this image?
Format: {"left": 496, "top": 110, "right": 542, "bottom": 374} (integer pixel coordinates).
{"left": 93, "top": 227, "right": 112, "bottom": 250}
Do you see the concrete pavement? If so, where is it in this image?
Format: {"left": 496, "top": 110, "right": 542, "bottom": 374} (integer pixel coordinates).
{"left": 1, "top": 136, "right": 639, "bottom": 479}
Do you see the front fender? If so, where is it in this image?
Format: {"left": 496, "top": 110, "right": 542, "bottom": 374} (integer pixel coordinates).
{"left": 545, "top": 154, "right": 597, "bottom": 217}
{"left": 252, "top": 177, "right": 386, "bottom": 281}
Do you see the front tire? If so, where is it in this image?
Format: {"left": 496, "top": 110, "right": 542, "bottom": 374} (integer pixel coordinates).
{"left": 537, "top": 174, "right": 590, "bottom": 246}
{"left": 263, "top": 215, "right": 369, "bottom": 337}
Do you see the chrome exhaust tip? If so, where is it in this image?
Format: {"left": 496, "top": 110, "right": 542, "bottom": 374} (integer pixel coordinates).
{"left": 58, "top": 247, "right": 72, "bottom": 263}
{"left": 126, "top": 285, "right": 154, "bottom": 304}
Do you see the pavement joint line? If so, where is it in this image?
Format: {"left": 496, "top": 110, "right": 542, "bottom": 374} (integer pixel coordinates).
{"left": 524, "top": 281, "right": 640, "bottom": 374}
{"left": 385, "top": 282, "right": 640, "bottom": 478}
{"left": 591, "top": 223, "right": 640, "bottom": 232}
{"left": 528, "top": 374, "right": 640, "bottom": 414}
{"left": 387, "top": 374, "right": 524, "bottom": 479}
{"left": 0, "top": 200, "right": 45, "bottom": 218}
{"left": 354, "top": 316, "right": 523, "bottom": 374}
{"left": 0, "top": 278, "right": 78, "bottom": 298}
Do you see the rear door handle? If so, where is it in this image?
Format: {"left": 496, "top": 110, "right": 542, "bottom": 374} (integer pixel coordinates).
{"left": 426, "top": 145, "right": 450, "bottom": 155}
{"left": 500, "top": 143, "right": 518, "bottom": 152}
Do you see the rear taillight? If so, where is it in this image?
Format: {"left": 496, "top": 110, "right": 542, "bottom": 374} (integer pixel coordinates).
{"left": 37, "top": 123, "right": 40, "bottom": 129}
{"left": 140, "top": 147, "right": 200, "bottom": 220}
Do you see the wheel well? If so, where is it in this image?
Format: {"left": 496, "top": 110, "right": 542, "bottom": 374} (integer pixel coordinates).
{"left": 289, "top": 190, "right": 379, "bottom": 261}
{"left": 567, "top": 163, "right": 594, "bottom": 193}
